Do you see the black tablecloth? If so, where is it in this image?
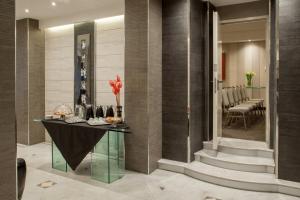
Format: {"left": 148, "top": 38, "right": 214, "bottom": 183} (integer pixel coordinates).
{"left": 42, "top": 119, "right": 126, "bottom": 170}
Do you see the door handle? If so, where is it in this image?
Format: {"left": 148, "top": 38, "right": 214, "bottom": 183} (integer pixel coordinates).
{"left": 217, "top": 80, "right": 223, "bottom": 90}
{"left": 214, "top": 78, "right": 217, "bottom": 93}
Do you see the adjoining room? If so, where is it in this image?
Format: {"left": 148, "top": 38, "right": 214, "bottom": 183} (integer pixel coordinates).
{"left": 220, "top": 19, "right": 268, "bottom": 142}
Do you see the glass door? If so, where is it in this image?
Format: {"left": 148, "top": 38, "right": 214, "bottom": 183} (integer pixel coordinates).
{"left": 212, "top": 11, "right": 222, "bottom": 150}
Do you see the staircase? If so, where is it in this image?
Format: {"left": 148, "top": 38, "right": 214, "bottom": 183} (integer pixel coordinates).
{"left": 158, "top": 138, "right": 300, "bottom": 197}
{"left": 197, "top": 139, "right": 275, "bottom": 174}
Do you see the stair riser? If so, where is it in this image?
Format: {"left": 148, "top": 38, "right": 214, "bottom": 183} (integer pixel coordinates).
{"left": 158, "top": 160, "right": 300, "bottom": 197}
{"left": 185, "top": 168, "right": 277, "bottom": 192}
{"left": 195, "top": 154, "right": 275, "bottom": 174}
{"left": 158, "top": 162, "right": 185, "bottom": 174}
{"left": 204, "top": 143, "right": 273, "bottom": 158}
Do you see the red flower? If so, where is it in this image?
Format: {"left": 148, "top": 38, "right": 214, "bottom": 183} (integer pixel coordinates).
{"left": 108, "top": 75, "right": 122, "bottom": 95}
{"left": 109, "top": 80, "right": 115, "bottom": 87}
{"left": 116, "top": 75, "right": 121, "bottom": 82}
{"left": 116, "top": 81, "right": 122, "bottom": 89}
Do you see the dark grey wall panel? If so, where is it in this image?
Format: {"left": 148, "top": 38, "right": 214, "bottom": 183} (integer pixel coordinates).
{"left": 16, "top": 18, "right": 45, "bottom": 145}
{"left": 189, "top": 0, "right": 206, "bottom": 160}
{"left": 204, "top": 2, "right": 215, "bottom": 141}
{"left": 28, "top": 19, "right": 45, "bottom": 144}
{"left": 125, "top": 0, "right": 149, "bottom": 174}
{"left": 125, "top": 0, "right": 162, "bottom": 173}
{"left": 162, "top": 0, "right": 189, "bottom": 162}
{"left": 16, "top": 19, "right": 29, "bottom": 144}
{"left": 269, "top": 0, "right": 277, "bottom": 150}
{"left": 148, "top": 0, "right": 162, "bottom": 173}
{"left": 217, "top": 0, "right": 269, "bottom": 21}
{"left": 0, "top": 0, "right": 16, "bottom": 199}
{"left": 278, "top": 0, "right": 300, "bottom": 182}
{"left": 74, "top": 22, "right": 95, "bottom": 106}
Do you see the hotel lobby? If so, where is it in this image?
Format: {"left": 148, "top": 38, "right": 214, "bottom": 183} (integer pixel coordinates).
{"left": 1, "top": 0, "right": 300, "bottom": 199}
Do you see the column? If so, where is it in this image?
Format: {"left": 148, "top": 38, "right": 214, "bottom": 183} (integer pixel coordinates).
{"left": 125, "top": 0, "right": 162, "bottom": 173}
{"left": 0, "top": 0, "right": 16, "bottom": 199}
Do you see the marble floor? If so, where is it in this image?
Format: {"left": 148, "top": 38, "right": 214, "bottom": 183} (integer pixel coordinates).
{"left": 17, "top": 143, "right": 300, "bottom": 200}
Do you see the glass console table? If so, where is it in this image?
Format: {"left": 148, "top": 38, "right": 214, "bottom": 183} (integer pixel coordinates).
{"left": 41, "top": 119, "right": 130, "bottom": 184}
{"left": 52, "top": 130, "right": 125, "bottom": 183}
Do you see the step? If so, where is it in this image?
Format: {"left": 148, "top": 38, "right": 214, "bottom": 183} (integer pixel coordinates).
{"left": 195, "top": 150, "right": 275, "bottom": 173}
{"left": 204, "top": 138, "right": 274, "bottom": 158}
{"left": 158, "top": 159, "right": 300, "bottom": 197}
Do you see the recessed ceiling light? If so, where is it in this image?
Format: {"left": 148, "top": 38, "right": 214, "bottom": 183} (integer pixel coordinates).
{"left": 51, "top": 2, "right": 56, "bottom": 6}
{"left": 25, "top": 9, "right": 29, "bottom": 13}
{"left": 248, "top": 40, "right": 252, "bottom": 42}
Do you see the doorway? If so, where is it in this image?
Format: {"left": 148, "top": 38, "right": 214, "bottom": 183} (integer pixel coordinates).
{"left": 212, "top": 13, "right": 270, "bottom": 149}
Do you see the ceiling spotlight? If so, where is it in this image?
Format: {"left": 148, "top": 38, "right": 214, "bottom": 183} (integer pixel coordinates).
{"left": 51, "top": 2, "right": 56, "bottom": 6}
{"left": 248, "top": 40, "right": 252, "bottom": 42}
{"left": 25, "top": 9, "right": 29, "bottom": 13}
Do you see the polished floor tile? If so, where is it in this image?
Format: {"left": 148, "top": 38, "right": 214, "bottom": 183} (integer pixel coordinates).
{"left": 17, "top": 143, "right": 300, "bottom": 200}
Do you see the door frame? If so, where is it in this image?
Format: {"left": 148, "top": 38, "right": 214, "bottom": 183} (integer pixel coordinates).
{"left": 209, "top": 14, "right": 276, "bottom": 150}
{"left": 212, "top": 11, "right": 222, "bottom": 150}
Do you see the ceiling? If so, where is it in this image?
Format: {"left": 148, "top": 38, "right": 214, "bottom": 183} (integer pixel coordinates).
{"left": 209, "top": 0, "right": 260, "bottom": 7}
{"left": 16, "top": 0, "right": 124, "bottom": 20}
{"left": 16, "top": 0, "right": 260, "bottom": 28}
{"left": 220, "top": 19, "right": 267, "bottom": 43}
{"left": 16, "top": 0, "right": 260, "bottom": 20}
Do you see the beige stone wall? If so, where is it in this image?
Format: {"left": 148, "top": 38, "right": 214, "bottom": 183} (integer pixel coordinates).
{"left": 95, "top": 16, "right": 125, "bottom": 107}
{"left": 45, "top": 25, "right": 74, "bottom": 142}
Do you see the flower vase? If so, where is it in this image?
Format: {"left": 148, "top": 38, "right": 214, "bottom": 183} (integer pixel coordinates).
{"left": 247, "top": 78, "right": 252, "bottom": 87}
{"left": 116, "top": 106, "right": 123, "bottom": 119}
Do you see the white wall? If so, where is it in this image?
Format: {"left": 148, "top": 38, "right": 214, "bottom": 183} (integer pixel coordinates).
{"left": 95, "top": 16, "right": 125, "bottom": 106}
{"left": 222, "top": 41, "right": 266, "bottom": 101}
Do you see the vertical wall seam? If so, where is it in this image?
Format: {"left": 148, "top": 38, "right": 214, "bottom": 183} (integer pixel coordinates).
{"left": 27, "top": 19, "right": 30, "bottom": 145}
{"left": 147, "top": 0, "right": 150, "bottom": 174}
{"left": 187, "top": 0, "right": 191, "bottom": 163}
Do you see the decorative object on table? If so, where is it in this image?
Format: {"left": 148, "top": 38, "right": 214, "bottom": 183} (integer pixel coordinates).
{"left": 85, "top": 104, "right": 94, "bottom": 120}
{"left": 245, "top": 71, "right": 255, "bottom": 87}
{"left": 87, "top": 117, "right": 109, "bottom": 126}
{"left": 105, "top": 106, "right": 115, "bottom": 117}
{"left": 75, "top": 104, "right": 86, "bottom": 119}
{"left": 116, "top": 106, "right": 122, "bottom": 119}
{"left": 53, "top": 104, "right": 73, "bottom": 120}
{"left": 109, "top": 75, "right": 123, "bottom": 118}
{"left": 95, "top": 106, "right": 104, "bottom": 118}
{"left": 65, "top": 116, "right": 86, "bottom": 124}
{"left": 105, "top": 117, "right": 122, "bottom": 124}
